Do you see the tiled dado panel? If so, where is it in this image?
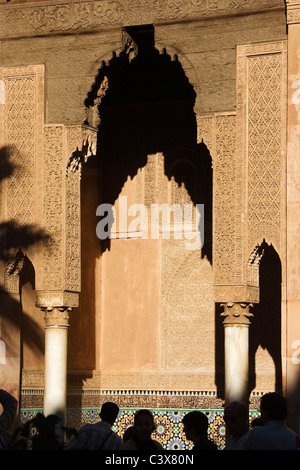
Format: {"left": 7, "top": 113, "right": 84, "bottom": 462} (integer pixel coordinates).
{"left": 20, "top": 392, "right": 262, "bottom": 450}
{"left": 20, "top": 407, "right": 230, "bottom": 449}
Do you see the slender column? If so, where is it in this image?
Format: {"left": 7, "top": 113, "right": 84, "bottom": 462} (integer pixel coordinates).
{"left": 221, "top": 303, "right": 253, "bottom": 407}
{"left": 42, "top": 307, "right": 71, "bottom": 432}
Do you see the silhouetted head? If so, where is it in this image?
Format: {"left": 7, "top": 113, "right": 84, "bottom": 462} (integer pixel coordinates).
{"left": 99, "top": 402, "right": 119, "bottom": 425}
{"left": 182, "top": 411, "right": 209, "bottom": 442}
{"left": 260, "top": 392, "right": 287, "bottom": 423}
{"left": 224, "top": 401, "right": 249, "bottom": 438}
{"left": 133, "top": 409, "right": 156, "bottom": 441}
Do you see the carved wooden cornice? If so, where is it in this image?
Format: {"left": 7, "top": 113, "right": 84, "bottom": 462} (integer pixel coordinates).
{"left": 0, "top": 0, "right": 285, "bottom": 39}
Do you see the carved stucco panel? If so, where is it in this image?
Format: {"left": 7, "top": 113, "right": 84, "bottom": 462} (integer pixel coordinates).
{"left": 42, "top": 124, "right": 97, "bottom": 294}
{"left": 0, "top": 66, "right": 97, "bottom": 298}
{"left": 197, "top": 113, "right": 238, "bottom": 289}
{"left": 43, "top": 125, "right": 65, "bottom": 291}
{"left": 213, "top": 113, "right": 237, "bottom": 287}
{"left": 65, "top": 125, "right": 97, "bottom": 293}
{"left": 64, "top": 167, "right": 81, "bottom": 293}
{"left": 247, "top": 52, "right": 284, "bottom": 252}
{"left": 160, "top": 239, "right": 215, "bottom": 373}
{"left": 0, "top": 65, "right": 44, "bottom": 292}
{"left": 236, "top": 41, "right": 287, "bottom": 288}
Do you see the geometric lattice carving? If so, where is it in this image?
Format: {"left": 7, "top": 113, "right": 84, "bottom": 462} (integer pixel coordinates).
{"left": 0, "top": 65, "right": 44, "bottom": 291}
{"left": 247, "top": 53, "right": 283, "bottom": 252}
{"left": 213, "top": 113, "right": 237, "bottom": 286}
{"left": 197, "top": 113, "right": 237, "bottom": 288}
{"left": 0, "top": 65, "right": 97, "bottom": 304}
{"left": 236, "top": 41, "right": 287, "bottom": 291}
{"left": 43, "top": 125, "right": 65, "bottom": 291}
{"left": 197, "top": 42, "right": 287, "bottom": 301}
{"left": 5, "top": 76, "right": 35, "bottom": 229}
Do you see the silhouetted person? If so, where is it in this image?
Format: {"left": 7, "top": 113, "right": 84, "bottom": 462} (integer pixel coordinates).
{"left": 64, "top": 401, "right": 122, "bottom": 450}
{"left": 182, "top": 411, "right": 218, "bottom": 451}
{"left": 224, "top": 401, "right": 249, "bottom": 450}
{"left": 244, "top": 392, "right": 297, "bottom": 450}
{"left": 0, "top": 389, "right": 18, "bottom": 449}
{"left": 120, "top": 409, "right": 164, "bottom": 450}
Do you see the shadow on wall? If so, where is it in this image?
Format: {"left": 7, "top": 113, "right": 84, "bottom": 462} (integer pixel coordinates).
{"left": 249, "top": 241, "right": 282, "bottom": 394}
{"left": 84, "top": 24, "right": 212, "bottom": 263}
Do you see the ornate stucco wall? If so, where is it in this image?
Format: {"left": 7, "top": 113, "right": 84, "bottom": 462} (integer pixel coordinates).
{"left": 0, "top": 0, "right": 296, "bottom": 448}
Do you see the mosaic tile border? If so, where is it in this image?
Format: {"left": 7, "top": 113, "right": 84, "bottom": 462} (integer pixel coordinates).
{"left": 20, "top": 408, "right": 261, "bottom": 450}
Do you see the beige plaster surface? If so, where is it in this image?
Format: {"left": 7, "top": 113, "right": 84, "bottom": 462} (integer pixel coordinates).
{"left": 286, "top": 22, "right": 300, "bottom": 430}
{"left": 100, "top": 237, "right": 160, "bottom": 372}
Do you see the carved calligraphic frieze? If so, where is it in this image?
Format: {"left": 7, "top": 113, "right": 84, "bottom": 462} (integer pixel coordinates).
{"left": 0, "top": 1, "right": 285, "bottom": 39}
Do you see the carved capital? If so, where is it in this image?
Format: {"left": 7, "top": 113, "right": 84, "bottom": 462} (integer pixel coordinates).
{"left": 42, "top": 306, "right": 72, "bottom": 329}
{"left": 221, "top": 302, "right": 253, "bottom": 325}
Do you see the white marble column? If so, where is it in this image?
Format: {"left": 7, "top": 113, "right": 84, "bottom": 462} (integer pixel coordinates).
{"left": 43, "top": 307, "right": 71, "bottom": 439}
{"left": 221, "top": 303, "right": 253, "bottom": 407}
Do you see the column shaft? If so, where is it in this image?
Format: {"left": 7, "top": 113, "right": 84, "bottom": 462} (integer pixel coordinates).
{"left": 224, "top": 323, "right": 249, "bottom": 406}
{"left": 221, "top": 303, "right": 252, "bottom": 407}
{"left": 43, "top": 307, "right": 70, "bottom": 424}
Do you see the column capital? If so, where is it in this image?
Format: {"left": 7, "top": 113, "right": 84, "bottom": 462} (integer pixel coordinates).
{"left": 221, "top": 302, "right": 253, "bottom": 325}
{"left": 42, "top": 306, "right": 72, "bottom": 329}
